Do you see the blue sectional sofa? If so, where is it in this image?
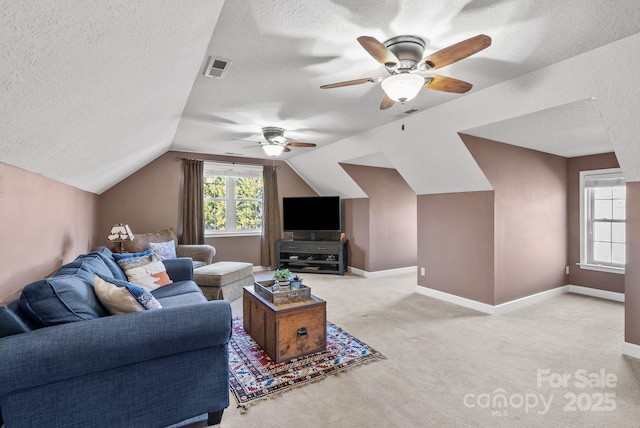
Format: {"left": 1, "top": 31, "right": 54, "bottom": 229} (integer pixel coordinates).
{"left": 0, "top": 246, "right": 232, "bottom": 428}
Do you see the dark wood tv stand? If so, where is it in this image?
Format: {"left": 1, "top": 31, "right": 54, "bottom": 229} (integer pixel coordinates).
{"left": 276, "top": 240, "right": 347, "bottom": 275}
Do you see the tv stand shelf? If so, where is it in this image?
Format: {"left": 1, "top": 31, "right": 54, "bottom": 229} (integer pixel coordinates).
{"left": 276, "top": 240, "right": 347, "bottom": 275}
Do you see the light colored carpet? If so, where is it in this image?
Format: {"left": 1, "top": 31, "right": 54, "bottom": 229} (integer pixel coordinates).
{"left": 219, "top": 271, "right": 640, "bottom": 427}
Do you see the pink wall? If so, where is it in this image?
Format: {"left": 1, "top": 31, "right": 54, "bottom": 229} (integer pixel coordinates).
{"left": 417, "top": 191, "right": 495, "bottom": 304}
{"left": 462, "top": 135, "right": 568, "bottom": 304}
{"left": 343, "top": 198, "right": 370, "bottom": 271}
{"left": 0, "top": 161, "right": 98, "bottom": 303}
{"left": 98, "top": 151, "right": 316, "bottom": 266}
{"left": 625, "top": 182, "right": 640, "bottom": 345}
{"left": 341, "top": 164, "right": 417, "bottom": 272}
{"left": 567, "top": 153, "right": 624, "bottom": 292}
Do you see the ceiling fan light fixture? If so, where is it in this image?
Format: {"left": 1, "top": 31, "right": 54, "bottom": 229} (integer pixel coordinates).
{"left": 262, "top": 144, "right": 285, "bottom": 157}
{"left": 381, "top": 73, "right": 424, "bottom": 103}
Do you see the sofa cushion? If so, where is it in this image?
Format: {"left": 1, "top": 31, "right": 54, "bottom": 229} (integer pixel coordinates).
{"left": 115, "top": 251, "right": 173, "bottom": 291}
{"left": 19, "top": 260, "right": 109, "bottom": 327}
{"left": 150, "top": 280, "right": 203, "bottom": 299}
{"left": 92, "top": 246, "right": 128, "bottom": 281}
{"left": 192, "top": 260, "right": 208, "bottom": 269}
{"left": 94, "top": 274, "right": 162, "bottom": 315}
{"left": 151, "top": 280, "right": 206, "bottom": 308}
{"left": 154, "top": 292, "right": 208, "bottom": 308}
{"left": 0, "top": 306, "right": 30, "bottom": 337}
{"left": 149, "top": 240, "right": 177, "bottom": 260}
{"left": 68, "top": 252, "right": 114, "bottom": 279}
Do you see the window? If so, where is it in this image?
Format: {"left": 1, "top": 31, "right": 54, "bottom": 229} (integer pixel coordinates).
{"left": 580, "top": 168, "right": 625, "bottom": 273}
{"left": 204, "top": 162, "right": 263, "bottom": 237}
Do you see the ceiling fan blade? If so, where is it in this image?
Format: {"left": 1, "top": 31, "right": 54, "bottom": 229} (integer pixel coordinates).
{"left": 357, "top": 36, "right": 400, "bottom": 66}
{"left": 320, "top": 77, "right": 382, "bottom": 89}
{"left": 287, "top": 142, "right": 317, "bottom": 147}
{"left": 425, "top": 75, "right": 473, "bottom": 93}
{"left": 380, "top": 93, "right": 395, "bottom": 110}
{"left": 232, "top": 138, "right": 261, "bottom": 144}
{"left": 421, "top": 34, "right": 491, "bottom": 70}
{"left": 283, "top": 146, "right": 292, "bottom": 152}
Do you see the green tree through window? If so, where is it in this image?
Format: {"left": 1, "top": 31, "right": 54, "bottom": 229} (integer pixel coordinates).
{"left": 204, "top": 163, "right": 263, "bottom": 235}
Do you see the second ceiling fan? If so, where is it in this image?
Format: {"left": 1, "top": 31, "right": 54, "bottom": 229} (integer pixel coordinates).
{"left": 240, "top": 127, "right": 317, "bottom": 156}
{"left": 321, "top": 34, "right": 491, "bottom": 110}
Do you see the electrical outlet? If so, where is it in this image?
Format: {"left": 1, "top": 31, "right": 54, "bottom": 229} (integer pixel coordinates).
{"left": 565, "top": 266, "right": 570, "bottom": 275}
{"left": 420, "top": 267, "right": 426, "bottom": 276}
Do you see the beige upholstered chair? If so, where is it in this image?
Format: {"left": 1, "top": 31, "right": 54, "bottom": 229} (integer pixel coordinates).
{"left": 109, "top": 228, "right": 216, "bottom": 268}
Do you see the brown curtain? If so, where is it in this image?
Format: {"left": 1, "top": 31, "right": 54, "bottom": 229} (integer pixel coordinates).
{"left": 181, "top": 159, "right": 204, "bottom": 245}
{"left": 261, "top": 164, "right": 281, "bottom": 268}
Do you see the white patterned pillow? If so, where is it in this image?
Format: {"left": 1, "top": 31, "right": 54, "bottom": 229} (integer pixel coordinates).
{"left": 94, "top": 274, "right": 162, "bottom": 315}
{"left": 115, "top": 252, "right": 173, "bottom": 291}
{"left": 149, "top": 240, "right": 177, "bottom": 261}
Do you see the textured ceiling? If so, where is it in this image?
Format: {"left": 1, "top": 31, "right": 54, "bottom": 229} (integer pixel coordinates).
{"left": 462, "top": 98, "right": 612, "bottom": 158}
{"left": 2, "top": 1, "right": 640, "bottom": 194}
{"left": 0, "top": 0, "right": 225, "bottom": 193}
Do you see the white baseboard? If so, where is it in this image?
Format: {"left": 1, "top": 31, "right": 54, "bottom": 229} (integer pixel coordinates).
{"left": 567, "top": 284, "right": 625, "bottom": 302}
{"left": 348, "top": 265, "right": 416, "bottom": 278}
{"left": 414, "top": 286, "right": 496, "bottom": 314}
{"left": 415, "top": 283, "right": 625, "bottom": 315}
{"left": 415, "top": 284, "right": 617, "bottom": 315}
{"left": 623, "top": 341, "right": 640, "bottom": 360}
{"left": 493, "top": 286, "right": 570, "bottom": 314}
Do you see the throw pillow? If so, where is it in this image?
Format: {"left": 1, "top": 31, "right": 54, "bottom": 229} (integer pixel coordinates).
{"left": 19, "top": 260, "right": 109, "bottom": 327}
{"left": 149, "top": 240, "right": 177, "bottom": 261}
{"left": 0, "top": 306, "right": 30, "bottom": 338}
{"left": 115, "top": 252, "right": 173, "bottom": 291}
{"left": 94, "top": 274, "right": 162, "bottom": 315}
{"left": 112, "top": 249, "right": 153, "bottom": 260}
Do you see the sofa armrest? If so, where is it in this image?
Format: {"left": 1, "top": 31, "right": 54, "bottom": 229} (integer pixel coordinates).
{"left": 176, "top": 244, "right": 216, "bottom": 265}
{"left": 162, "top": 257, "right": 194, "bottom": 281}
{"left": 0, "top": 300, "right": 231, "bottom": 395}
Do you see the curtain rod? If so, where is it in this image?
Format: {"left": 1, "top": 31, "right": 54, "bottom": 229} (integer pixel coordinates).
{"left": 175, "top": 156, "right": 237, "bottom": 163}
{"left": 175, "top": 156, "right": 280, "bottom": 168}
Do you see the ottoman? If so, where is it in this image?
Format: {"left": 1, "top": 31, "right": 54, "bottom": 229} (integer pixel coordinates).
{"left": 194, "top": 262, "right": 254, "bottom": 302}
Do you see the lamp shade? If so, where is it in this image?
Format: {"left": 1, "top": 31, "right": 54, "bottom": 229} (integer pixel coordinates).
{"left": 263, "top": 144, "right": 285, "bottom": 156}
{"left": 107, "top": 224, "right": 134, "bottom": 242}
{"left": 381, "top": 73, "right": 425, "bottom": 103}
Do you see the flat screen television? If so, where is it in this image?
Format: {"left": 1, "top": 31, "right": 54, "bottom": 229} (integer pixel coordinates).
{"left": 282, "top": 196, "right": 341, "bottom": 232}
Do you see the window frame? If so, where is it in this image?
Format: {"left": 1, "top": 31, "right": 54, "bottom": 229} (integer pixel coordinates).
{"left": 579, "top": 167, "right": 625, "bottom": 274}
{"left": 203, "top": 162, "right": 264, "bottom": 238}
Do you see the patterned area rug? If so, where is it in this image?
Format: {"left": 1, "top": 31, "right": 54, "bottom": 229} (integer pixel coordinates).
{"left": 229, "top": 317, "right": 385, "bottom": 410}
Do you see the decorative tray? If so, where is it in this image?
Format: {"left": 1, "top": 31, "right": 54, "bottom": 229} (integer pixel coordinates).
{"left": 254, "top": 280, "right": 311, "bottom": 304}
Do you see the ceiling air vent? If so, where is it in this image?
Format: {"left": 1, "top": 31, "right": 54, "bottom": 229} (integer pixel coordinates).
{"left": 403, "top": 108, "right": 419, "bottom": 115}
{"left": 204, "top": 57, "right": 231, "bottom": 79}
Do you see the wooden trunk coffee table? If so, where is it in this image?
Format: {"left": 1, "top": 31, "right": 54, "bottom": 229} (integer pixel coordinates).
{"left": 243, "top": 285, "right": 326, "bottom": 363}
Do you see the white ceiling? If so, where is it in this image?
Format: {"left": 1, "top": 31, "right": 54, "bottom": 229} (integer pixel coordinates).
{"left": 462, "top": 98, "right": 612, "bottom": 158}
{"left": 2, "top": 1, "right": 640, "bottom": 194}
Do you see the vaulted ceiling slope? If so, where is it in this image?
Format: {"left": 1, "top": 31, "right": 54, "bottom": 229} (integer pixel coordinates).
{"left": 2, "top": 1, "right": 640, "bottom": 195}
{"left": 0, "top": 1, "right": 225, "bottom": 194}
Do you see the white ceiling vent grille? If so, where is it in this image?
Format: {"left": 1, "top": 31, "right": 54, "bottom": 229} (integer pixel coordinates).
{"left": 204, "top": 57, "right": 231, "bottom": 79}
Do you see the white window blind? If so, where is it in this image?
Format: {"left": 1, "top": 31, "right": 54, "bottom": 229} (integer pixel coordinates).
{"left": 580, "top": 168, "right": 626, "bottom": 273}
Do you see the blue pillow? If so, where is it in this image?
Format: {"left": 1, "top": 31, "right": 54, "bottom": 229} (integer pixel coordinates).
{"left": 112, "top": 249, "right": 153, "bottom": 260}
{"left": 0, "top": 306, "right": 30, "bottom": 337}
{"left": 93, "top": 247, "right": 128, "bottom": 281}
{"left": 19, "top": 259, "right": 109, "bottom": 327}
{"left": 93, "top": 273, "right": 162, "bottom": 315}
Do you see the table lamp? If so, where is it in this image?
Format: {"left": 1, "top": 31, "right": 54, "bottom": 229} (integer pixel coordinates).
{"left": 107, "top": 224, "right": 134, "bottom": 253}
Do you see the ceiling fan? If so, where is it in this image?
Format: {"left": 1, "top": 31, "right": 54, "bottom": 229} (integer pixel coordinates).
{"left": 320, "top": 34, "right": 491, "bottom": 109}
{"left": 239, "top": 127, "right": 317, "bottom": 156}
